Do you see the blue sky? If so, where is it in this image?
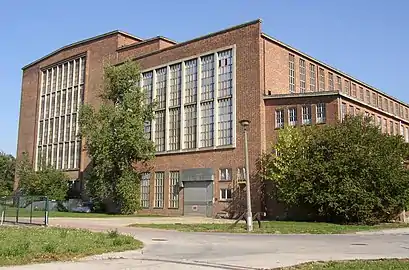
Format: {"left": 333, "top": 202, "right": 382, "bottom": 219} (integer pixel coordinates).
{"left": 1, "top": 0, "right": 408, "bottom": 155}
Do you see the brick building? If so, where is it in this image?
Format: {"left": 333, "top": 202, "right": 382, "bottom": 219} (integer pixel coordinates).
{"left": 16, "top": 19, "right": 409, "bottom": 217}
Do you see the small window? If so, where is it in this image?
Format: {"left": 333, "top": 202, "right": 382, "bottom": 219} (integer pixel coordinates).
{"left": 318, "top": 68, "right": 325, "bottom": 91}
{"left": 220, "top": 188, "right": 232, "bottom": 201}
{"left": 237, "top": 167, "right": 246, "bottom": 181}
{"left": 352, "top": 84, "right": 357, "bottom": 97}
{"left": 377, "top": 116, "right": 382, "bottom": 127}
{"left": 372, "top": 92, "right": 377, "bottom": 107}
{"left": 275, "top": 109, "right": 285, "bottom": 128}
{"left": 384, "top": 99, "right": 389, "bottom": 112}
{"left": 299, "top": 59, "right": 306, "bottom": 93}
{"left": 336, "top": 76, "right": 342, "bottom": 91}
{"left": 406, "top": 127, "right": 409, "bottom": 142}
{"left": 348, "top": 105, "right": 354, "bottom": 116}
{"left": 316, "top": 103, "right": 326, "bottom": 124}
{"left": 341, "top": 103, "right": 347, "bottom": 120}
{"left": 289, "top": 54, "right": 295, "bottom": 93}
{"left": 288, "top": 107, "right": 297, "bottom": 126}
{"left": 309, "top": 64, "right": 316, "bottom": 92}
{"left": 219, "top": 168, "right": 232, "bottom": 181}
{"left": 366, "top": 90, "right": 370, "bottom": 103}
{"left": 302, "top": 105, "right": 312, "bottom": 125}
{"left": 344, "top": 80, "right": 350, "bottom": 95}
{"left": 383, "top": 118, "right": 387, "bottom": 133}
{"left": 328, "top": 72, "right": 334, "bottom": 91}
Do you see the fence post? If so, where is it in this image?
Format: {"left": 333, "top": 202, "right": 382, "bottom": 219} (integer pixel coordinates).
{"left": 30, "top": 196, "right": 33, "bottom": 224}
{"left": 3, "top": 199, "right": 6, "bottom": 223}
{"left": 0, "top": 210, "right": 4, "bottom": 226}
{"left": 44, "top": 197, "right": 49, "bottom": 227}
{"left": 16, "top": 196, "right": 20, "bottom": 224}
{"left": 0, "top": 197, "right": 4, "bottom": 226}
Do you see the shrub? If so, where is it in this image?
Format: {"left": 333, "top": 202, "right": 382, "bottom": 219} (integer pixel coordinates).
{"left": 16, "top": 153, "right": 69, "bottom": 201}
{"left": 261, "top": 115, "right": 409, "bottom": 224}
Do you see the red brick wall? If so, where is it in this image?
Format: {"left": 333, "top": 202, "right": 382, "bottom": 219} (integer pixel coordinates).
{"left": 158, "top": 39, "right": 176, "bottom": 49}
{"left": 264, "top": 95, "right": 339, "bottom": 147}
{"left": 16, "top": 34, "right": 123, "bottom": 186}
{"left": 117, "top": 33, "right": 140, "bottom": 48}
{"left": 133, "top": 21, "right": 263, "bottom": 215}
{"left": 17, "top": 21, "right": 264, "bottom": 215}
{"left": 117, "top": 40, "right": 161, "bottom": 62}
{"left": 340, "top": 96, "right": 409, "bottom": 136}
{"left": 261, "top": 36, "right": 409, "bottom": 125}
{"left": 262, "top": 38, "right": 288, "bottom": 95}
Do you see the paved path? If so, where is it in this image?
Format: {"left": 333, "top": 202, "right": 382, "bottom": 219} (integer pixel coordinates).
{"left": 3, "top": 218, "right": 409, "bottom": 270}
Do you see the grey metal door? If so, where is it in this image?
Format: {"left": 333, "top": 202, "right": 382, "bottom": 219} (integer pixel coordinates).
{"left": 183, "top": 181, "right": 213, "bottom": 217}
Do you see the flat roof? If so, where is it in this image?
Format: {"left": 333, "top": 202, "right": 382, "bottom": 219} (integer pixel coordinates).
{"left": 129, "top": 19, "right": 261, "bottom": 62}
{"left": 22, "top": 30, "right": 143, "bottom": 70}
{"left": 263, "top": 91, "right": 338, "bottom": 100}
{"left": 261, "top": 33, "right": 409, "bottom": 108}
{"left": 22, "top": 19, "right": 408, "bottom": 109}
{"left": 117, "top": 36, "right": 177, "bottom": 52}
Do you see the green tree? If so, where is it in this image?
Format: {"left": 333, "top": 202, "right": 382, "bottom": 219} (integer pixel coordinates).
{"left": 261, "top": 115, "right": 409, "bottom": 224}
{"left": 79, "top": 60, "right": 155, "bottom": 214}
{"left": 0, "top": 152, "right": 16, "bottom": 195}
{"left": 16, "top": 153, "right": 69, "bottom": 201}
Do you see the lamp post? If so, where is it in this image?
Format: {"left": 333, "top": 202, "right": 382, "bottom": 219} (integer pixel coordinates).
{"left": 239, "top": 119, "right": 253, "bottom": 232}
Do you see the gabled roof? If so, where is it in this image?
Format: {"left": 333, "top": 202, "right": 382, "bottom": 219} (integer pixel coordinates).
{"left": 22, "top": 30, "right": 143, "bottom": 70}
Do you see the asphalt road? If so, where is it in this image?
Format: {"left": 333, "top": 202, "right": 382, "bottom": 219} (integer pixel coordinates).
{"left": 3, "top": 218, "right": 409, "bottom": 270}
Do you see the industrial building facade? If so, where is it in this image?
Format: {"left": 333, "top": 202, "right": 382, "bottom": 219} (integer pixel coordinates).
{"left": 16, "top": 19, "right": 409, "bottom": 217}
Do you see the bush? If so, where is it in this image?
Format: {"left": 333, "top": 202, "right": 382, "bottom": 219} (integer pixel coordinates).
{"left": 261, "top": 115, "right": 409, "bottom": 224}
{"left": 0, "top": 152, "right": 15, "bottom": 195}
{"left": 16, "top": 153, "right": 69, "bottom": 201}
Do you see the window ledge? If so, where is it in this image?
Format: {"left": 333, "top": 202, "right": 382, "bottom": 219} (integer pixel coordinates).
{"left": 63, "top": 168, "right": 80, "bottom": 172}
{"left": 155, "top": 145, "right": 235, "bottom": 156}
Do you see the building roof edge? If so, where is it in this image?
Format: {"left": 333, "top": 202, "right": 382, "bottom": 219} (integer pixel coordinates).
{"left": 22, "top": 30, "right": 143, "bottom": 70}
{"left": 261, "top": 33, "right": 409, "bottom": 108}
{"left": 128, "top": 19, "right": 262, "bottom": 63}
{"left": 117, "top": 36, "right": 177, "bottom": 52}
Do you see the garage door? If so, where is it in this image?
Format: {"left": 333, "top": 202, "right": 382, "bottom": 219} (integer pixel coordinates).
{"left": 183, "top": 181, "right": 213, "bottom": 217}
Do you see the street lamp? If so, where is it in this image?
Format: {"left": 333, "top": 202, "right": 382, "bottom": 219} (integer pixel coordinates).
{"left": 239, "top": 119, "right": 253, "bottom": 232}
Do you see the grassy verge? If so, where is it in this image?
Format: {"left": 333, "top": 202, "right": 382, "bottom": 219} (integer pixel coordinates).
{"left": 2, "top": 207, "right": 165, "bottom": 218}
{"left": 130, "top": 221, "right": 409, "bottom": 234}
{"left": 284, "top": 259, "right": 409, "bottom": 269}
{"left": 0, "top": 227, "right": 142, "bottom": 266}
